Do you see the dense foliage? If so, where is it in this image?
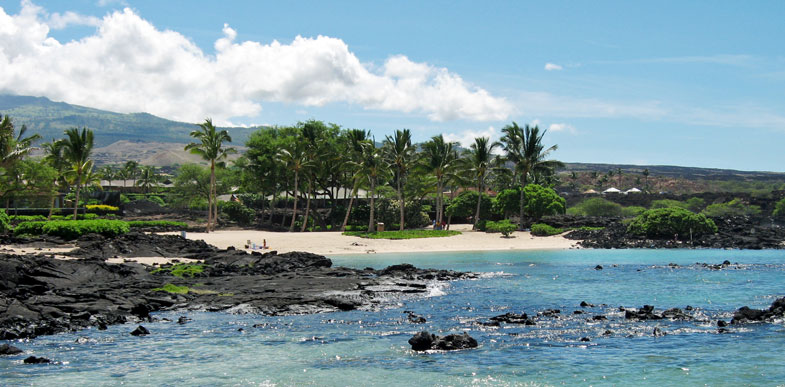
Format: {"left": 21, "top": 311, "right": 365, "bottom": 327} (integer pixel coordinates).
{"left": 621, "top": 206, "right": 647, "bottom": 218}
{"left": 85, "top": 204, "right": 120, "bottom": 212}
{"left": 650, "top": 199, "right": 688, "bottom": 209}
{"left": 0, "top": 209, "right": 9, "bottom": 234}
{"left": 342, "top": 230, "right": 460, "bottom": 239}
{"left": 774, "top": 198, "right": 785, "bottom": 221}
{"left": 221, "top": 201, "right": 256, "bottom": 226}
{"left": 530, "top": 223, "right": 565, "bottom": 236}
{"left": 127, "top": 220, "right": 187, "bottom": 229}
{"left": 485, "top": 219, "right": 517, "bottom": 237}
{"left": 627, "top": 207, "right": 717, "bottom": 239}
{"left": 701, "top": 198, "right": 761, "bottom": 217}
{"left": 14, "top": 219, "right": 129, "bottom": 239}
{"left": 523, "top": 184, "right": 565, "bottom": 220}
{"left": 446, "top": 191, "right": 493, "bottom": 220}
{"left": 567, "top": 197, "right": 623, "bottom": 217}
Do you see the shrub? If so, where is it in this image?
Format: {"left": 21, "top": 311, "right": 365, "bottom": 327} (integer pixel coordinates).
{"left": 35, "top": 220, "right": 130, "bottom": 240}
{"left": 127, "top": 220, "right": 187, "bottom": 229}
{"left": 0, "top": 209, "right": 10, "bottom": 234}
{"left": 445, "top": 191, "right": 493, "bottom": 221}
{"left": 622, "top": 206, "right": 647, "bottom": 218}
{"left": 86, "top": 204, "right": 120, "bottom": 213}
{"left": 774, "top": 198, "right": 785, "bottom": 220}
{"left": 221, "top": 201, "right": 256, "bottom": 225}
{"left": 523, "top": 184, "right": 566, "bottom": 220}
{"left": 144, "top": 195, "right": 166, "bottom": 207}
{"left": 13, "top": 221, "right": 46, "bottom": 236}
{"left": 627, "top": 207, "right": 717, "bottom": 239}
{"left": 702, "top": 198, "right": 761, "bottom": 217}
{"left": 10, "top": 215, "right": 47, "bottom": 222}
{"left": 531, "top": 223, "right": 564, "bottom": 236}
{"left": 650, "top": 199, "right": 687, "bottom": 209}
{"left": 567, "top": 197, "right": 622, "bottom": 217}
{"left": 237, "top": 193, "right": 267, "bottom": 211}
{"left": 685, "top": 197, "right": 706, "bottom": 213}
{"left": 50, "top": 213, "right": 99, "bottom": 221}
{"left": 492, "top": 188, "right": 520, "bottom": 217}
{"left": 485, "top": 219, "right": 517, "bottom": 237}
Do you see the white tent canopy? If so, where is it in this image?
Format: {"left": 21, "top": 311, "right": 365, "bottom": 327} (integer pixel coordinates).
{"left": 602, "top": 187, "right": 622, "bottom": 194}
{"left": 625, "top": 188, "right": 642, "bottom": 194}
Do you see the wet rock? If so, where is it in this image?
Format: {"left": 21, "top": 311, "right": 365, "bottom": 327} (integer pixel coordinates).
{"left": 490, "top": 312, "right": 535, "bottom": 325}
{"left": 579, "top": 337, "right": 591, "bottom": 342}
{"left": 0, "top": 343, "right": 23, "bottom": 355}
{"left": 717, "top": 320, "right": 728, "bottom": 327}
{"left": 23, "top": 356, "right": 51, "bottom": 364}
{"left": 653, "top": 327, "right": 667, "bottom": 337}
{"left": 408, "top": 331, "right": 478, "bottom": 351}
{"left": 130, "top": 325, "right": 150, "bottom": 336}
{"left": 592, "top": 315, "right": 608, "bottom": 321}
{"left": 405, "top": 311, "right": 427, "bottom": 324}
{"left": 594, "top": 265, "right": 603, "bottom": 270}
{"left": 177, "top": 316, "right": 190, "bottom": 324}
{"left": 580, "top": 301, "right": 594, "bottom": 308}
{"left": 625, "top": 305, "right": 662, "bottom": 320}
{"left": 661, "top": 308, "right": 692, "bottom": 321}
{"left": 539, "top": 309, "right": 561, "bottom": 317}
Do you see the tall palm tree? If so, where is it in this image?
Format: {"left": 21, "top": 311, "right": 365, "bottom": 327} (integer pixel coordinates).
{"left": 383, "top": 129, "right": 415, "bottom": 230}
{"left": 41, "top": 140, "right": 68, "bottom": 219}
{"left": 124, "top": 160, "right": 140, "bottom": 188}
{"left": 276, "top": 141, "right": 310, "bottom": 232}
{"left": 136, "top": 166, "right": 160, "bottom": 193}
{"left": 99, "top": 165, "right": 116, "bottom": 191}
{"left": 340, "top": 129, "right": 370, "bottom": 231}
{"left": 60, "top": 127, "right": 94, "bottom": 220}
{"left": 185, "top": 118, "right": 236, "bottom": 232}
{"left": 0, "top": 116, "right": 40, "bottom": 171}
{"left": 501, "top": 122, "right": 559, "bottom": 229}
{"left": 420, "top": 134, "right": 459, "bottom": 227}
{"left": 466, "top": 136, "right": 500, "bottom": 230}
{"left": 353, "top": 141, "right": 386, "bottom": 233}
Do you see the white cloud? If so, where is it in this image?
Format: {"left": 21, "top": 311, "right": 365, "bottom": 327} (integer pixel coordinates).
{"left": 442, "top": 126, "right": 501, "bottom": 151}
{"left": 0, "top": 3, "right": 513, "bottom": 125}
{"left": 544, "top": 62, "right": 563, "bottom": 71}
{"left": 547, "top": 123, "right": 577, "bottom": 134}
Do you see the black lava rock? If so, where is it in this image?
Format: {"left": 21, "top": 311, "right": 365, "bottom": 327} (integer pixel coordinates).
{"left": 130, "top": 325, "right": 150, "bottom": 336}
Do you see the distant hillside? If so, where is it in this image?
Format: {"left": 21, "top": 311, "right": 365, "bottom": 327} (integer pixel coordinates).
{"left": 0, "top": 94, "right": 260, "bottom": 147}
{"left": 562, "top": 162, "right": 785, "bottom": 182}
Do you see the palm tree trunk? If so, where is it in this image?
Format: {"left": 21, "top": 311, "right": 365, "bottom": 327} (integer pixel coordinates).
{"left": 367, "top": 179, "right": 376, "bottom": 233}
{"left": 341, "top": 178, "right": 359, "bottom": 231}
{"left": 473, "top": 183, "right": 483, "bottom": 230}
{"left": 289, "top": 171, "right": 299, "bottom": 232}
{"left": 518, "top": 172, "right": 528, "bottom": 230}
{"left": 207, "top": 162, "right": 215, "bottom": 232}
{"left": 280, "top": 189, "right": 289, "bottom": 227}
{"left": 300, "top": 188, "right": 311, "bottom": 232}
{"left": 397, "top": 177, "right": 405, "bottom": 231}
{"left": 73, "top": 170, "right": 82, "bottom": 220}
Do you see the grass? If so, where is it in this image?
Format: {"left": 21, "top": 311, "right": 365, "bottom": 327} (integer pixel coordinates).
{"left": 152, "top": 283, "right": 190, "bottom": 294}
{"left": 150, "top": 263, "right": 205, "bottom": 278}
{"left": 342, "top": 229, "right": 461, "bottom": 239}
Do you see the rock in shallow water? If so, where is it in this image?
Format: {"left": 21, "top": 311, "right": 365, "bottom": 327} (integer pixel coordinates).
{"left": 130, "top": 325, "right": 150, "bottom": 336}
{"left": 23, "top": 356, "right": 51, "bottom": 364}
{"left": 408, "top": 331, "right": 478, "bottom": 351}
{"left": 0, "top": 343, "right": 23, "bottom": 355}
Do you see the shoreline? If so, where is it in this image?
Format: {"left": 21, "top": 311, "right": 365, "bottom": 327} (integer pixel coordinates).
{"left": 163, "top": 224, "right": 579, "bottom": 256}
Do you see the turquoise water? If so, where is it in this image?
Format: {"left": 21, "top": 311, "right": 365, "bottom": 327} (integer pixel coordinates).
{"left": 3, "top": 249, "right": 785, "bottom": 385}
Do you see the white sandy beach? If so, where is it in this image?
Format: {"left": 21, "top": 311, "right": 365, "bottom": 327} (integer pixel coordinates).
{"left": 167, "top": 224, "right": 578, "bottom": 256}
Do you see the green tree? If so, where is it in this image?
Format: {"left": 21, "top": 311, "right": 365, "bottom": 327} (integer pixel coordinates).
{"left": 492, "top": 188, "right": 520, "bottom": 218}
{"left": 773, "top": 198, "right": 785, "bottom": 221}
{"left": 41, "top": 140, "right": 69, "bottom": 219}
{"left": 99, "top": 165, "right": 116, "bottom": 191}
{"left": 276, "top": 140, "right": 311, "bottom": 232}
{"left": 420, "top": 134, "right": 459, "bottom": 227}
{"left": 628, "top": 207, "right": 717, "bottom": 239}
{"left": 501, "top": 122, "right": 560, "bottom": 229}
{"left": 136, "top": 166, "right": 161, "bottom": 193}
{"left": 353, "top": 141, "right": 387, "bottom": 232}
{"left": 0, "top": 115, "right": 41, "bottom": 204}
{"left": 523, "top": 184, "right": 566, "bottom": 221}
{"left": 124, "top": 160, "right": 140, "bottom": 188}
{"left": 60, "top": 127, "right": 94, "bottom": 220}
{"left": 185, "top": 118, "right": 236, "bottom": 232}
{"left": 340, "top": 129, "right": 370, "bottom": 231}
{"left": 383, "top": 129, "right": 416, "bottom": 231}
{"left": 567, "top": 197, "right": 623, "bottom": 217}
{"left": 464, "top": 136, "right": 500, "bottom": 230}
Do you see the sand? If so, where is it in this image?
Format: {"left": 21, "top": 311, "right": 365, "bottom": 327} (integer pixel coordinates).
{"left": 165, "top": 224, "right": 578, "bottom": 256}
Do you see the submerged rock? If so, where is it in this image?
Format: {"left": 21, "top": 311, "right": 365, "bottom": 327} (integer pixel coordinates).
{"left": 408, "top": 331, "right": 478, "bottom": 351}
{"left": 731, "top": 297, "right": 785, "bottom": 324}
{"left": 490, "top": 312, "right": 535, "bottom": 325}
{"left": 0, "top": 343, "right": 23, "bottom": 355}
{"left": 23, "top": 356, "right": 51, "bottom": 364}
{"left": 130, "top": 325, "right": 150, "bottom": 336}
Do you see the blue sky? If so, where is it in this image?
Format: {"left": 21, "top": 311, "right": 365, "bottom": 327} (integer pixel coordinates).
{"left": 1, "top": 1, "right": 784, "bottom": 171}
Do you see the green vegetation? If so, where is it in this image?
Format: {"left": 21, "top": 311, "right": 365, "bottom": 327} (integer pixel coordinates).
{"left": 701, "top": 198, "right": 761, "bottom": 217}
{"left": 343, "top": 230, "right": 461, "bottom": 239}
{"left": 12, "top": 221, "right": 46, "bottom": 236}
{"left": 13, "top": 219, "right": 129, "bottom": 239}
{"left": 151, "top": 263, "right": 205, "bottom": 278}
{"left": 650, "top": 199, "right": 688, "bottom": 209}
{"left": 774, "top": 198, "right": 785, "bottom": 220}
{"left": 485, "top": 219, "right": 517, "bottom": 237}
{"left": 0, "top": 209, "right": 10, "bottom": 234}
{"left": 621, "top": 206, "right": 647, "bottom": 218}
{"left": 523, "top": 184, "right": 565, "bottom": 220}
{"left": 446, "top": 191, "right": 492, "bottom": 222}
{"left": 152, "top": 283, "right": 190, "bottom": 294}
{"left": 127, "top": 220, "right": 187, "bottom": 229}
{"left": 530, "top": 223, "right": 564, "bottom": 236}
{"left": 627, "top": 207, "right": 717, "bottom": 239}
{"left": 568, "top": 197, "right": 623, "bottom": 217}
{"left": 221, "top": 201, "right": 255, "bottom": 225}
{"left": 85, "top": 204, "right": 119, "bottom": 212}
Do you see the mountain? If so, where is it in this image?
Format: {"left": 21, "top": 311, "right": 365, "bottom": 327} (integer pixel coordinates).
{"left": 562, "top": 162, "right": 785, "bottom": 182}
{"left": 0, "top": 94, "right": 260, "bottom": 147}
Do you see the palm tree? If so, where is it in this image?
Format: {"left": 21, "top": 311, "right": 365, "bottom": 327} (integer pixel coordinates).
{"left": 60, "top": 127, "right": 94, "bottom": 220}
{"left": 501, "top": 122, "right": 559, "bottom": 229}
{"left": 136, "top": 166, "right": 160, "bottom": 193}
{"left": 41, "top": 140, "right": 68, "bottom": 219}
{"left": 421, "top": 134, "right": 459, "bottom": 227}
{"left": 353, "top": 141, "right": 386, "bottom": 233}
{"left": 466, "top": 136, "right": 500, "bottom": 230}
{"left": 99, "top": 165, "right": 116, "bottom": 191}
{"left": 0, "top": 116, "right": 40, "bottom": 171}
{"left": 276, "top": 141, "right": 310, "bottom": 232}
{"left": 642, "top": 168, "right": 650, "bottom": 191}
{"left": 383, "top": 129, "right": 415, "bottom": 230}
{"left": 340, "top": 129, "right": 370, "bottom": 231}
{"left": 185, "top": 118, "right": 236, "bottom": 232}
{"left": 124, "top": 160, "right": 140, "bottom": 188}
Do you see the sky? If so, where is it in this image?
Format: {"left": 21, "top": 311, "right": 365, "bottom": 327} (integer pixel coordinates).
{"left": 1, "top": 0, "right": 784, "bottom": 172}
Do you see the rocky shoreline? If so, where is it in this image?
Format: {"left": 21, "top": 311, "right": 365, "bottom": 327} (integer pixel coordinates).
{"left": 539, "top": 215, "right": 785, "bottom": 249}
{"left": 0, "top": 232, "right": 475, "bottom": 340}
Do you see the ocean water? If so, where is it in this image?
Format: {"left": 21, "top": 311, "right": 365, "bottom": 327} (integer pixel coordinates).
{"left": 3, "top": 249, "right": 785, "bottom": 386}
